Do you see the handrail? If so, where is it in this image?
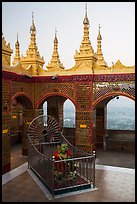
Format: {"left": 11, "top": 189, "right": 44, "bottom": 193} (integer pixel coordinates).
{"left": 53, "top": 155, "right": 94, "bottom": 163}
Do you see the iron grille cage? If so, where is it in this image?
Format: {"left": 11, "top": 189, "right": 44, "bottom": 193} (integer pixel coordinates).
{"left": 28, "top": 115, "right": 95, "bottom": 196}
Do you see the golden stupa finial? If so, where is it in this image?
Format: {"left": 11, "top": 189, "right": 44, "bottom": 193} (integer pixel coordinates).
{"left": 54, "top": 27, "right": 58, "bottom": 43}
{"left": 20, "top": 11, "right": 45, "bottom": 72}
{"left": 99, "top": 24, "right": 101, "bottom": 31}
{"left": 83, "top": 2, "right": 89, "bottom": 24}
{"left": 12, "top": 32, "right": 20, "bottom": 65}
{"left": 30, "top": 11, "right": 36, "bottom": 33}
{"left": 16, "top": 32, "right": 19, "bottom": 46}
{"left": 46, "top": 29, "right": 64, "bottom": 70}
{"left": 85, "top": 2, "right": 87, "bottom": 17}
{"left": 55, "top": 28, "right": 57, "bottom": 35}
{"left": 96, "top": 24, "right": 107, "bottom": 67}
{"left": 97, "top": 24, "right": 102, "bottom": 40}
{"left": 74, "top": 1, "right": 95, "bottom": 65}
{"left": 17, "top": 33, "right": 19, "bottom": 42}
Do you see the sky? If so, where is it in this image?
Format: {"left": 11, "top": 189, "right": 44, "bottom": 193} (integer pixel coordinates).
{"left": 107, "top": 96, "right": 135, "bottom": 109}
{"left": 2, "top": 2, "right": 135, "bottom": 69}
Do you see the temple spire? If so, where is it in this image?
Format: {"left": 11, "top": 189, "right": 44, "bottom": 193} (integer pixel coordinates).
{"left": 74, "top": 3, "right": 96, "bottom": 68}
{"left": 28, "top": 12, "right": 37, "bottom": 52}
{"left": 82, "top": 2, "right": 91, "bottom": 46}
{"left": 20, "top": 12, "right": 45, "bottom": 75}
{"left": 96, "top": 24, "right": 107, "bottom": 67}
{"left": 54, "top": 28, "right": 58, "bottom": 43}
{"left": 30, "top": 12, "right": 36, "bottom": 33}
{"left": 46, "top": 29, "right": 64, "bottom": 70}
{"left": 83, "top": 2, "right": 89, "bottom": 25}
{"left": 12, "top": 33, "right": 20, "bottom": 65}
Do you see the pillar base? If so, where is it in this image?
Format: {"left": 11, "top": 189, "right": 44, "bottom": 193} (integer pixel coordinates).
{"left": 2, "top": 163, "right": 10, "bottom": 175}
{"left": 22, "top": 148, "right": 28, "bottom": 156}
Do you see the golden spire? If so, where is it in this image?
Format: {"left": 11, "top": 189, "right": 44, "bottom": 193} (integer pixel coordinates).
{"left": 54, "top": 28, "right": 58, "bottom": 43}
{"left": 96, "top": 24, "right": 107, "bottom": 67}
{"left": 74, "top": 3, "right": 96, "bottom": 69}
{"left": 28, "top": 12, "right": 37, "bottom": 51}
{"left": 46, "top": 28, "right": 64, "bottom": 70}
{"left": 20, "top": 12, "right": 45, "bottom": 75}
{"left": 81, "top": 2, "right": 93, "bottom": 51}
{"left": 97, "top": 24, "right": 102, "bottom": 40}
{"left": 83, "top": 2, "right": 89, "bottom": 24}
{"left": 30, "top": 12, "right": 36, "bottom": 33}
{"left": 12, "top": 33, "right": 20, "bottom": 65}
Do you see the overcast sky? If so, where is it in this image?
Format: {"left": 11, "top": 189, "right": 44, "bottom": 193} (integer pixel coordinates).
{"left": 107, "top": 96, "right": 135, "bottom": 109}
{"left": 2, "top": 2, "right": 135, "bottom": 108}
{"left": 2, "top": 2, "right": 135, "bottom": 69}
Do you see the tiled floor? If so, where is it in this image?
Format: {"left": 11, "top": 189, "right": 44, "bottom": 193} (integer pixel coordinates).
{"left": 2, "top": 144, "right": 135, "bottom": 202}
{"left": 2, "top": 163, "right": 135, "bottom": 202}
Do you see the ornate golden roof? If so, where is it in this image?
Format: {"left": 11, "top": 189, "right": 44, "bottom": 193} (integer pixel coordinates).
{"left": 2, "top": 33, "right": 13, "bottom": 66}
{"left": 2, "top": 5, "right": 135, "bottom": 76}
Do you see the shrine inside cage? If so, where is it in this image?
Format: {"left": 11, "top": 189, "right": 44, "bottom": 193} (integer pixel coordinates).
{"left": 28, "top": 115, "right": 96, "bottom": 197}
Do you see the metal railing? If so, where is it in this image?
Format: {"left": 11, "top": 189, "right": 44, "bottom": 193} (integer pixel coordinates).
{"left": 28, "top": 115, "right": 96, "bottom": 197}
{"left": 28, "top": 142, "right": 95, "bottom": 196}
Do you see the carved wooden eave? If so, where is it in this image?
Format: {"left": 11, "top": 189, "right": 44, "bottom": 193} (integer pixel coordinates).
{"left": 92, "top": 62, "right": 110, "bottom": 74}
{"left": 38, "top": 65, "right": 65, "bottom": 76}
{"left": 108, "top": 60, "right": 135, "bottom": 74}
{"left": 46, "top": 66, "right": 65, "bottom": 72}
{"left": 2, "top": 62, "right": 32, "bottom": 75}
{"left": 2, "top": 64, "right": 13, "bottom": 72}
{"left": 46, "top": 63, "right": 65, "bottom": 71}
{"left": 24, "top": 64, "right": 39, "bottom": 76}
{"left": 68, "top": 61, "right": 93, "bottom": 74}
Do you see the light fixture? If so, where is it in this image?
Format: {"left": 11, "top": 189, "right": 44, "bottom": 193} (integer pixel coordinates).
{"left": 52, "top": 75, "right": 58, "bottom": 80}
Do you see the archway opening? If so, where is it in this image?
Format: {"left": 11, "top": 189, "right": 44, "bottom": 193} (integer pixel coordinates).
{"left": 63, "top": 99, "right": 75, "bottom": 128}
{"left": 63, "top": 99, "right": 76, "bottom": 146}
{"left": 39, "top": 96, "right": 76, "bottom": 145}
{"left": 94, "top": 95, "right": 135, "bottom": 168}
{"left": 107, "top": 96, "right": 135, "bottom": 130}
{"left": 106, "top": 96, "right": 135, "bottom": 152}
{"left": 10, "top": 95, "right": 33, "bottom": 170}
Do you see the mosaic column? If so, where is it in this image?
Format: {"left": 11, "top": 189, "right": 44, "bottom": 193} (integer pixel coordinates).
{"left": 2, "top": 80, "right": 11, "bottom": 174}
{"left": 75, "top": 82, "right": 94, "bottom": 153}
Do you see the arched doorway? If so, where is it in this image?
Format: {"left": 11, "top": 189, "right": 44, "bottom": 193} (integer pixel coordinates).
{"left": 38, "top": 95, "right": 76, "bottom": 145}
{"left": 63, "top": 99, "right": 76, "bottom": 146}
{"left": 93, "top": 94, "right": 135, "bottom": 168}
{"left": 106, "top": 96, "right": 135, "bottom": 152}
{"left": 11, "top": 94, "right": 33, "bottom": 170}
